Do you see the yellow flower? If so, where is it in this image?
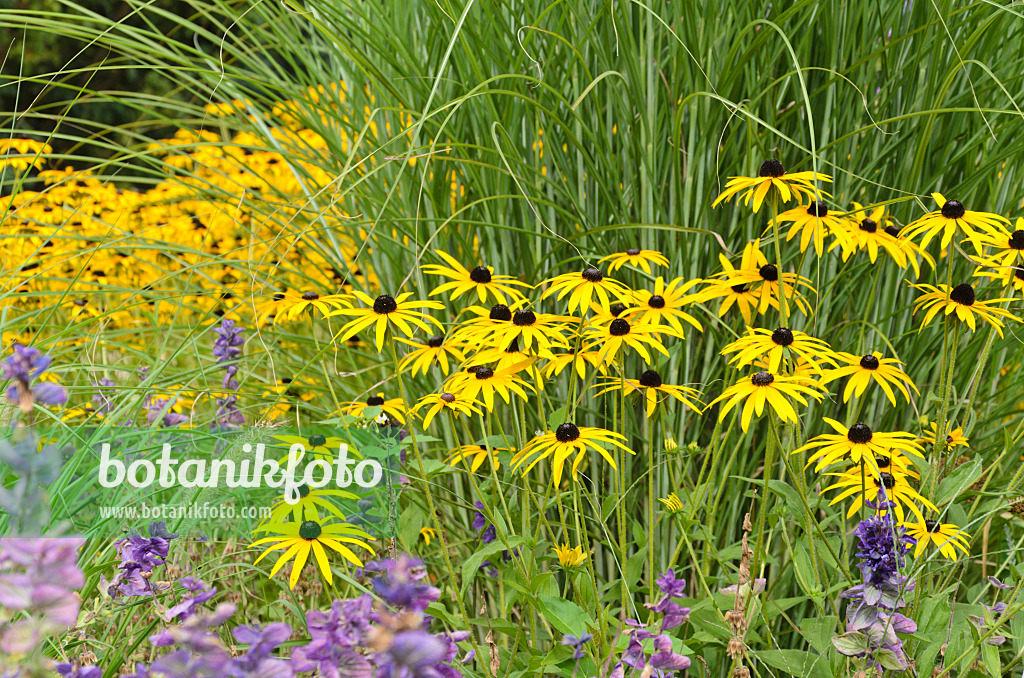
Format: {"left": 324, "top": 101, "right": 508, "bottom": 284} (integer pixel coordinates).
{"left": 511, "top": 423, "right": 634, "bottom": 486}
{"left": 332, "top": 291, "right": 444, "bottom": 351}
{"left": 250, "top": 519, "right": 374, "bottom": 589}
{"left": 831, "top": 202, "right": 917, "bottom": 268}
{"left": 712, "top": 159, "right": 831, "bottom": 213}
{"left": 582, "top": 317, "right": 675, "bottom": 366}
{"left": 485, "top": 307, "right": 574, "bottom": 353}
{"left": 623, "top": 277, "right": 703, "bottom": 338}
{"left": 774, "top": 201, "right": 852, "bottom": 257}
{"left": 822, "top": 468, "right": 936, "bottom": 522}
{"left": 658, "top": 493, "right": 684, "bottom": 513}
{"left": 910, "top": 282, "right": 1019, "bottom": 337}
{"left": 540, "top": 268, "right": 629, "bottom": 314}
{"left": 263, "top": 485, "right": 357, "bottom": 525}
{"left": 343, "top": 393, "right": 408, "bottom": 424}
{"left": 554, "top": 543, "right": 588, "bottom": 568}
{"left": 419, "top": 527, "right": 437, "bottom": 546}
{"left": 706, "top": 371, "right": 826, "bottom": 432}
{"left": 720, "top": 327, "right": 837, "bottom": 374}
{"left": 270, "top": 290, "right": 350, "bottom": 323}
{"left": 444, "top": 444, "right": 505, "bottom": 473}
{"left": 540, "top": 349, "right": 610, "bottom": 381}
{"left": 0, "top": 138, "right": 52, "bottom": 171}
{"left": 273, "top": 433, "right": 353, "bottom": 464}
{"left": 422, "top": 249, "right": 531, "bottom": 304}
{"left": 793, "top": 418, "right": 924, "bottom": 475}
{"left": 819, "top": 351, "right": 919, "bottom": 405}
{"left": 398, "top": 334, "right": 466, "bottom": 376}
{"left": 592, "top": 369, "right": 703, "bottom": 418}
{"left": 902, "top": 520, "right": 970, "bottom": 560}
{"left": 598, "top": 248, "right": 669, "bottom": 274}
{"left": 901, "top": 192, "right": 1008, "bottom": 250}
{"left": 415, "top": 391, "right": 482, "bottom": 429}
{"left": 916, "top": 422, "right": 969, "bottom": 450}
{"left": 719, "top": 239, "right": 815, "bottom": 318}
{"left": 444, "top": 363, "right": 534, "bottom": 411}
{"left": 973, "top": 217, "right": 1024, "bottom": 269}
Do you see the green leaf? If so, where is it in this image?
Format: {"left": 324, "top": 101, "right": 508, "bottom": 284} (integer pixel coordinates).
{"left": 624, "top": 548, "right": 647, "bottom": 590}
{"left": 547, "top": 406, "right": 568, "bottom": 432}
{"left": 936, "top": 457, "right": 982, "bottom": 506}
{"left": 799, "top": 616, "right": 837, "bottom": 655}
{"left": 460, "top": 538, "right": 525, "bottom": 594}
{"left": 536, "top": 594, "right": 594, "bottom": 636}
{"left": 754, "top": 649, "right": 831, "bottom": 678}
{"left": 874, "top": 649, "right": 906, "bottom": 670}
{"left": 831, "top": 631, "right": 869, "bottom": 657}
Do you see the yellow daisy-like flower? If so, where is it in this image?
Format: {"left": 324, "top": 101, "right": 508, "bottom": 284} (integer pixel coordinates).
{"left": 444, "top": 444, "right": 505, "bottom": 473}
{"left": 706, "top": 371, "right": 826, "bottom": 432}
{"left": 819, "top": 351, "right": 919, "bottom": 405}
{"left": 916, "top": 422, "right": 969, "bottom": 450}
{"left": 511, "top": 422, "right": 634, "bottom": 486}
{"left": 273, "top": 433, "right": 352, "bottom": 464}
{"left": 831, "top": 202, "right": 912, "bottom": 267}
{"left": 554, "top": 543, "right": 588, "bottom": 568}
{"left": 422, "top": 249, "right": 531, "bottom": 304}
{"left": 598, "top": 248, "right": 670, "bottom": 274}
{"left": 774, "top": 201, "right": 853, "bottom": 257}
{"left": 414, "top": 391, "right": 482, "bottom": 429}
{"left": 397, "top": 334, "right": 466, "bottom": 376}
{"left": 658, "top": 492, "right": 685, "bottom": 513}
{"left": 973, "top": 258, "right": 1024, "bottom": 296}
{"left": 720, "top": 327, "right": 837, "bottom": 374}
{"left": 449, "top": 303, "right": 514, "bottom": 342}
{"left": 692, "top": 280, "right": 761, "bottom": 325}
{"left": 822, "top": 468, "right": 936, "bottom": 523}
{"left": 793, "top": 418, "right": 924, "bottom": 475}
{"left": 250, "top": 519, "right": 374, "bottom": 589}
{"left": 344, "top": 393, "right": 408, "bottom": 424}
{"left": 973, "top": 217, "right": 1024, "bottom": 269}
{"left": 720, "top": 239, "right": 815, "bottom": 317}
{"left": 910, "top": 282, "right": 1019, "bottom": 337}
{"left": 902, "top": 520, "right": 970, "bottom": 560}
{"left": 901, "top": 192, "right": 1008, "bottom": 250}
{"left": 623, "top": 277, "right": 703, "bottom": 338}
{"left": 487, "top": 307, "right": 574, "bottom": 353}
{"left": 444, "top": 363, "right": 535, "bottom": 411}
{"left": 263, "top": 485, "right": 357, "bottom": 525}
{"left": 875, "top": 449, "right": 921, "bottom": 480}
{"left": 332, "top": 291, "right": 444, "bottom": 351}
{"left": 592, "top": 369, "right": 703, "bottom": 418}
{"left": 419, "top": 527, "right": 437, "bottom": 546}
{"left": 271, "top": 291, "right": 350, "bottom": 323}
{"left": 711, "top": 158, "right": 832, "bottom": 214}
{"left": 582, "top": 317, "right": 675, "bottom": 366}
{"left": 540, "top": 268, "right": 629, "bottom": 315}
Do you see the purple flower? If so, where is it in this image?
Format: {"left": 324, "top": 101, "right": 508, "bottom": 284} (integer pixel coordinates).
{"left": 144, "top": 397, "right": 189, "bottom": 427}
{"left": 232, "top": 623, "right": 293, "bottom": 677}
{"left": 649, "top": 634, "right": 691, "bottom": 671}
{"left": 376, "top": 630, "right": 448, "bottom": 678}
{"left": 561, "top": 632, "right": 593, "bottom": 659}
{"left": 2, "top": 344, "right": 67, "bottom": 411}
{"left": 56, "top": 665, "right": 103, "bottom": 678}
{"left": 370, "top": 556, "right": 440, "bottom": 613}
{"left": 472, "top": 502, "right": 497, "bottom": 544}
{"left": 645, "top": 569, "right": 691, "bottom": 630}
{"left": 166, "top": 577, "right": 217, "bottom": 621}
{"left": 852, "top": 508, "right": 913, "bottom": 586}
{"left": 105, "top": 521, "right": 177, "bottom": 598}
{"left": 213, "top": 319, "right": 245, "bottom": 390}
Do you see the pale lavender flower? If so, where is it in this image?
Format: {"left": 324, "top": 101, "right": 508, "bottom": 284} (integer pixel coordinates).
{"left": 1, "top": 344, "right": 67, "bottom": 411}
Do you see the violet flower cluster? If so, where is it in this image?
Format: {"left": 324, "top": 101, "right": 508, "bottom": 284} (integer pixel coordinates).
{"left": 832, "top": 499, "right": 918, "bottom": 672}
{"left": 296, "top": 555, "right": 472, "bottom": 678}
{"left": 212, "top": 319, "right": 245, "bottom": 428}
{"left": 102, "top": 521, "right": 178, "bottom": 598}
{"left": 645, "top": 569, "right": 691, "bottom": 630}
{"left": 0, "top": 537, "right": 84, "bottom": 656}
{"left": 1, "top": 344, "right": 67, "bottom": 414}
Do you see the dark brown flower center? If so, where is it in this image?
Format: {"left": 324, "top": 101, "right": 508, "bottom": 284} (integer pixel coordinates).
{"left": 373, "top": 294, "right": 398, "bottom": 314}
{"left": 771, "top": 328, "right": 794, "bottom": 346}
{"left": 609, "top": 318, "right": 631, "bottom": 336}
{"left": 941, "top": 200, "right": 966, "bottom": 220}
{"left": 647, "top": 295, "right": 666, "bottom": 309}
{"left": 609, "top": 303, "right": 627, "bottom": 317}
{"left": 878, "top": 472, "right": 896, "bottom": 489}
{"left": 299, "top": 520, "right": 322, "bottom": 540}
{"left": 848, "top": 423, "right": 872, "bottom": 445}
{"left": 884, "top": 224, "right": 900, "bottom": 237}
{"left": 639, "top": 370, "right": 662, "bottom": 388}
{"left": 555, "top": 423, "right": 580, "bottom": 443}
{"left": 925, "top": 520, "right": 940, "bottom": 532}
{"left": 877, "top": 455, "right": 891, "bottom": 469}
{"left": 759, "top": 264, "right": 779, "bottom": 282}
{"left": 626, "top": 248, "right": 641, "bottom": 256}
{"left": 512, "top": 310, "right": 536, "bottom": 326}
{"left": 469, "top": 266, "right": 492, "bottom": 283}
{"left": 475, "top": 367, "right": 495, "bottom": 380}
{"left": 806, "top": 202, "right": 828, "bottom": 218}
{"left": 303, "top": 291, "right": 320, "bottom": 301}
{"left": 581, "top": 268, "right": 604, "bottom": 283}
{"left": 366, "top": 395, "right": 385, "bottom": 406}
{"left": 860, "top": 218, "right": 877, "bottom": 233}
{"left": 440, "top": 392, "right": 456, "bottom": 403}
{"left": 489, "top": 304, "right": 512, "bottom": 321}
{"left": 73, "top": 298, "right": 88, "bottom": 307}
{"left": 758, "top": 159, "right": 785, "bottom": 178}
{"left": 950, "top": 283, "right": 975, "bottom": 306}
{"left": 731, "top": 283, "right": 748, "bottom": 293}
{"left": 859, "top": 354, "right": 880, "bottom": 370}
{"left": 307, "top": 434, "right": 327, "bottom": 447}
{"left": 1009, "top": 230, "right": 1024, "bottom": 250}
{"left": 273, "top": 292, "right": 286, "bottom": 301}
{"left": 427, "top": 335, "right": 445, "bottom": 348}
{"left": 751, "top": 371, "right": 774, "bottom": 386}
